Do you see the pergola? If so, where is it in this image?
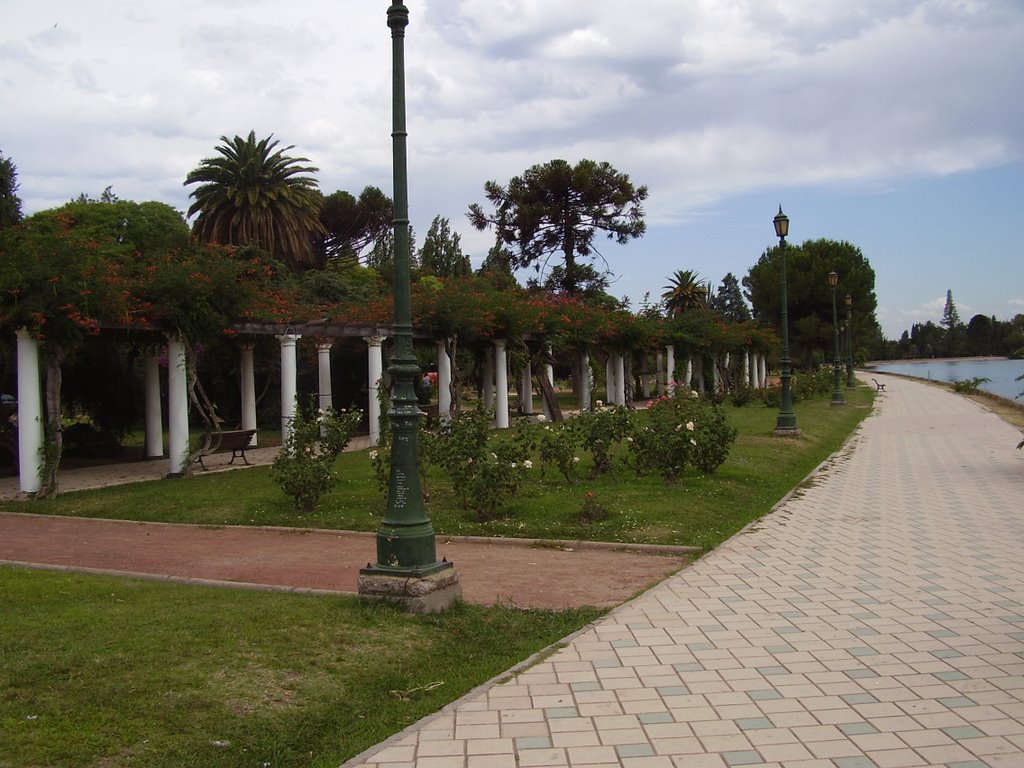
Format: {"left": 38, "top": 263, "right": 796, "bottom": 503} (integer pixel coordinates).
{"left": 12, "top": 320, "right": 772, "bottom": 494}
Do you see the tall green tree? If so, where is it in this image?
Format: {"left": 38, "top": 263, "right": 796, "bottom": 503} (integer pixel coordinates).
{"left": 0, "top": 151, "right": 23, "bottom": 227}
{"left": 662, "top": 270, "right": 707, "bottom": 317}
{"left": 477, "top": 240, "right": 518, "bottom": 291}
{"left": 940, "top": 289, "right": 966, "bottom": 356}
{"left": 316, "top": 186, "right": 392, "bottom": 266}
{"left": 184, "top": 131, "right": 325, "bottom": 269}
{"left": 709, "top": 272, "right": 751, "bottom": 322}
{"left": 419, "top": 215, "right": 470, "bottom": 277}
{"left": 744, "top": 239, "right": 879, "bottom": 369}
{"left": 467, "top": 158, "right": 647, "bottom": 296}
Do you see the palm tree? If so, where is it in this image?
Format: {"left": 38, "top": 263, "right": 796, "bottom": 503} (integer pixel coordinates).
{"left": 185, "top": 131, "right": 326, "bottom": 268}
{"left": 662, "top": 269, "right": 707, "bottom": 317}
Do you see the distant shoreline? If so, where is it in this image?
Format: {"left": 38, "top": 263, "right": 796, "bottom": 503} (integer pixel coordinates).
{"left": 865, "top": 356, "right": 1009, "bottom": 366}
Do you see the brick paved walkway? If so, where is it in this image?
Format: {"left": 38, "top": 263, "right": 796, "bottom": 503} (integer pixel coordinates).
{"left": 344, "top": 374, "right": 1024, "bottom": 768}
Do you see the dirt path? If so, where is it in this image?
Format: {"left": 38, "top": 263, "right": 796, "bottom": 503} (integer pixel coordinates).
{"left": 0, "top": 512, "right": 692, "bottom": 610}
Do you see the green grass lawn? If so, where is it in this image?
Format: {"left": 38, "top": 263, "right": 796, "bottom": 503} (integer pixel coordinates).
{"left": 0, "top": 387, "right": 873, "bottom": 767}
{"left": 1, "top": 568, "right": 600, "bottom": 768}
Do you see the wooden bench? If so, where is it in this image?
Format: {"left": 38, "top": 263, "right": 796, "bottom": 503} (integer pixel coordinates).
{"left": 871, "top": 378, "right": 886, "bottom": 392}
{"left": 419, "top": 403, "right": 440, "bottom": 426}
{"left": 196, "top": 429, "right": 256, "bottom": 470}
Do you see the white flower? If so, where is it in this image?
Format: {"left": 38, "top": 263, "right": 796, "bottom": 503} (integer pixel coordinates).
{"left": 369, "top": 450, "right": 379, "bottom": 461}
{"left": 523, "top": 459, "right": 533, "bottom": 469}
{"left": 573, "top": 456, "right": 580, "bottom": 463}
{"left": 690, "top": 438, "right": 697, "bottom": 446}
{"left": 691, "top": 390, "right": 699, "bottom": 398}
{"left": 536, "top": 414, "right": 547, "bottom": 422}
{"left": 686, "top": 421, "right": 695, "bottom": 431}
{"left": 675, "top": 424, "right": 683, "bottom": 431}
{"left": 510, "top": 462, "right": 517, "bottom": 469}
{"left": 596, "top": 399, "right": 604, "bottom": 407}
{"left": 491, "top": 452, "right": 497, "bottom": 460}
{"left": 626, "top": 436, "right": 633, "bottom": 443}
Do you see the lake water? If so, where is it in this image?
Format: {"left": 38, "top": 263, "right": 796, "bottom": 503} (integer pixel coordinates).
{"left": 870, "top": 358, "right": 1024, "bottom": 401}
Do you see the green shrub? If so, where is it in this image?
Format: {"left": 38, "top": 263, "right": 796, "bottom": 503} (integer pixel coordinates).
{"left": 627, "top": 388, "right": 738, "bottom": 482}
{"left": 271, "top": 404, "right": 362, "bottom": 512}
{"left": 951, "top": 377, "right": 991, "bottom": 394}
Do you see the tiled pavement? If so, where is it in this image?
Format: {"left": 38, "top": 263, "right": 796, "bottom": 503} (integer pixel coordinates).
{"left": 344, "top": 374, "right": 1024, "bottom": 768}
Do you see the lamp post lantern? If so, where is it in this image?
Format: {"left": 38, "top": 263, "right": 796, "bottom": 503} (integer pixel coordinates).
{"left": 845, "top": 293, "right": 855, "bottom": 389}
{"left": 358, "top": 2, "right": 461, "bottom": 612}
{"left": 772, "top": 207, "right": 800, "bottom": 436}
{"left": 828, "top": 271, "right": 845, "bottom": 406}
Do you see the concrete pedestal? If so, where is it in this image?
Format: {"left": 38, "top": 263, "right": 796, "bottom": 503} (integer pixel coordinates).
{"left": 357, "top": 564, "right": 462, "bottom": 614}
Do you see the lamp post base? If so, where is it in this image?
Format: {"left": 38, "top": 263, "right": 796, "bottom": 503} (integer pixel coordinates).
{"left": 830, "top": 397, "right": 847, "bottom": 407}
{"left": 772, "top": 426, "right": 802, "bottom": 438}
{"left": 358, "top": 561, "right": 462, "bottom": 614}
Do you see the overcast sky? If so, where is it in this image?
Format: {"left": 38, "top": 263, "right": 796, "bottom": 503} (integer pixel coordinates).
{"left": 3, "top": 0, "right": 1022, "bottom": 339}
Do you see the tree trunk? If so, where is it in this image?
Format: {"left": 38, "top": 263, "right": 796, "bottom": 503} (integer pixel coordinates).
{"left": 444, "top": 336, "right": 461, "bottom": 418}
{"left": 182, "top": 338, "right": 224, "bottom": 476}
{"left": 37, "top": 344, "right": 66, "bottom": 499}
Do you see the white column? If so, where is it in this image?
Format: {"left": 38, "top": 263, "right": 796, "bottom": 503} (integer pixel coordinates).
{"left": 655, "top": 351, "right": 665, "bottom": 396}
{"left": 167, "top": 338, "right": 189, "bottom": 475}
{"left": 742, "top": 351, "right": 750, "bottom": 389}
{"left": 437, "top": 340, "right": 452, "bottom": 422}
{"left": 15, "top": 328, "right": 43, "bottom": 493}
{"left": 317, "top": 342, "right": 333, "bottom": 412}
{"left": 494, "top": 339, "right": 509, "bottom": 428}
{"left": 483, "top": 347, "right": 494, "bottom": 412}
{"left": 685, "top": 357, "right": 694, "bottom": 391}
{"left": 759, "top": 354, "right": 767, "bottom": 388}
{"left": 580, "top": 350, "right": 592, "bottom": 411}
{"left": 521, "top": 360, "right": 534, "bottom": 415}
{"left": 144, "top": 354, "right": 163, "bottom": 458}
{"left": 240, "top": 345, "right": 257, "bottom": 446}
{"left": 713, "top": 355, "right": 721, "bottom": 393}
{"left": 614, "top": 353, "right": 625, "bottom": 406}
{"left": 666, "top": 345, "right": 676, "bottom": 393}
{"left": 278, "top": 333, "right": 300, "bottom": 443}
{"left": 366, "top": 336, "right": 385, "bottom": 446}
{"left": 316, "top": 342, "right": 333, "bottom": 437}
{"left": 605, "top": 357, "right": 614, "bottom": 403}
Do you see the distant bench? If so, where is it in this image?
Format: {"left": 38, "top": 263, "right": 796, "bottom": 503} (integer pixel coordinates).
{"left": 196, "top": 429, "right": 256, "bottom": 470}
{"left": 871, "top": 378, "right": 886, "bottom": 392}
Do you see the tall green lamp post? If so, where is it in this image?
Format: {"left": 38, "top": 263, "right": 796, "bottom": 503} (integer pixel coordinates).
{"left": 358, "top": 1, "right": 461, "bottom": 613}
{"left": 772, "top": 207, "right": 800, "bottom": 437}
{"left": 845, "top": 293, "right": 855, "bottom": 388}
{"left": 828, "top": 271, "right": 845, "bottom": 406}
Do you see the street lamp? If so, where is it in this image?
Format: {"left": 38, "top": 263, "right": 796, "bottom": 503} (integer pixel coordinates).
{"left": 772, "top": 207, "right": 800, "bottom": 436}
{"left": 358, "top": 2, "right": 461, "bottom": 612}
{"left": 828, "top": 271, "right": 845, "bottom": 406}
{"left": 845, "top": 293, "right": 855, "bottom": 389}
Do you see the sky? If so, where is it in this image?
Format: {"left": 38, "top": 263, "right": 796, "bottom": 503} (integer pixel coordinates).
{"left": 3, "top": 0, "right": 1022, "bottom": 340}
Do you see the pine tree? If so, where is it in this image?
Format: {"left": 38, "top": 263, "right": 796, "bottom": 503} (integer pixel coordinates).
{"left": 0, "top": 151, "right": 23, "bottom": 227}
{"left": 940, "top": 289, "right": 965, "bottom": 356}
{"left": 710, "top": 272, "right": 752, "bottom": 322}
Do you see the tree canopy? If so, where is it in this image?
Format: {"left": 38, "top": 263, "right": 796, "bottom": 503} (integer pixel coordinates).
{"left": 662, "top": 270, "right": 707, "bottom": 317}
{"left": 185, "top": 131, "right": 326, "bottom": 269}
{"left": 316, "top": 186, "right": 392, "bottom": 266}
{"left": 744, "top": 239, "right": 879, "bottom": 368}
{"left": 419, "top": 216, "right": 470, "bottom": 278}
{"left": 467, "top": 158, "right": 647, "bottom": 296}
